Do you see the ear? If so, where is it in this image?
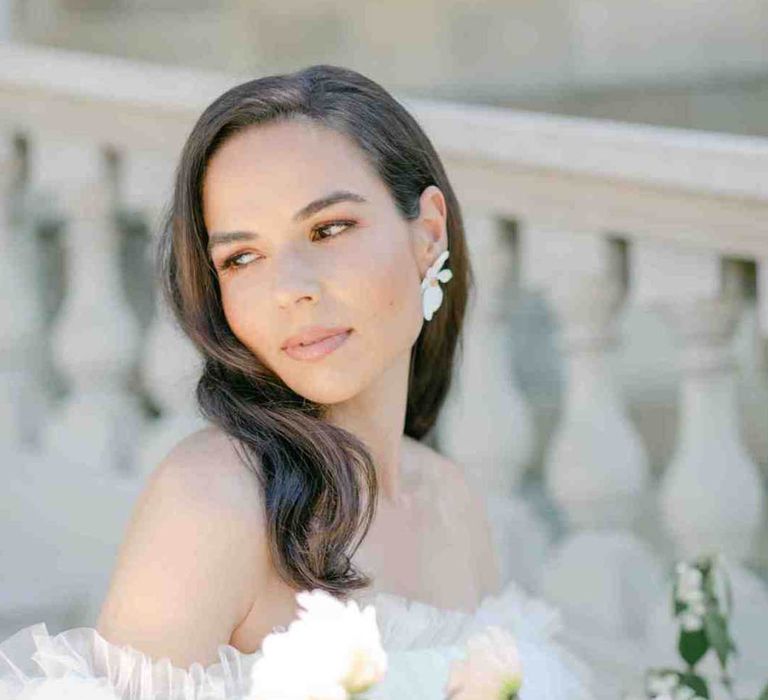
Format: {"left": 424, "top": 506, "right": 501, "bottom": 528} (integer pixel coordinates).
{"left": 412, "top": 185, "right": 449, "bottom": 279}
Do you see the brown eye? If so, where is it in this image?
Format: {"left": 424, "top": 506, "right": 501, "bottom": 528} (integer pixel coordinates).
{"left": 312, "top": 220, "right": 356, "bottom": 241}
{"left": 220, "top": 251, "right": 260, "bottom": 272}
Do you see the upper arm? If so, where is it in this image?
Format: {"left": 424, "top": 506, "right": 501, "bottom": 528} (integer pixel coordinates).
{"left": 96, "top": 428, "right": 270, "bottom": 668}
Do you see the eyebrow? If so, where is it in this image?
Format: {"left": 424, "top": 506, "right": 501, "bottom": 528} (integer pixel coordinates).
{"left": 206, "top": 189, "right": 368, "bottom": 255}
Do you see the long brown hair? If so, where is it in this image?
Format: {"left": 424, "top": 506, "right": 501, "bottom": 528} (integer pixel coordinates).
{"left": 155, "top": 64, "right": 473, "bottom": 598}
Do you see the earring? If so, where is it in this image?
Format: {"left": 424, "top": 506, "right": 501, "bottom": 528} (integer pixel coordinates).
{"left": 421, "top": 249, "right": 453, "bottom": 321}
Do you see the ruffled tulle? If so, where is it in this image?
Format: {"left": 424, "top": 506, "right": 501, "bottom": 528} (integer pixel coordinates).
{"left": 0, "top": 578, "right": 596, "bottom": 700}
{"left": 0, "top": 622, "right": 254, "bottom": 700}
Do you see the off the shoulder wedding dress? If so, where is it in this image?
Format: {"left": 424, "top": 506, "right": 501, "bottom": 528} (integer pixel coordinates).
{"left": 0, "top": 576, "right": 596, "bottom": 700}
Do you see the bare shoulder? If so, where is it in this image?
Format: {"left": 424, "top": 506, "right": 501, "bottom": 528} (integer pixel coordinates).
{"left": 405, "top": 436, "right": 471, "bottom": 499}
{"left": 96, "top": 425, "right": 270, "bottom": 667}
{"left": 406, "top": 436, "right": 502, "bottom": 596}
{"left": 153, "top": 425, "right": 264, "bottom": 514}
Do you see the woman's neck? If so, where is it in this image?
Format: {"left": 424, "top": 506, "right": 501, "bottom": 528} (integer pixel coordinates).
{"left": 324, "top": 349, "right": 412, "bottom": 506}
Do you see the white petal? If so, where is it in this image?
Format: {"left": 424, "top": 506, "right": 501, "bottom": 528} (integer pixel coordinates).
{"left": 678, "top": 588, "right": 705, "bottom": 604}
{"left": 431, "top": 250, "right": 450, "bottom": 273}
{"left": 423, "top": 285, "right": 443, "bottom": 321}
{"left": 678, "top": 568, "right": 703, "bottom": 590}
{"left": 680, "top": 612, "right": 703, "bottom": 631}
{"left": 445, "top": 626, "right": 523, "bottom": 700}
{"left": 675, "top": 686, "right": 697, "bottom": 700}
{"left": 648, "top": 672, "right": 679, "bottom": 695}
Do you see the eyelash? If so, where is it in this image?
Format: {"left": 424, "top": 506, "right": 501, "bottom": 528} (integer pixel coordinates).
{"left": 217, "top": 219, "right": 357, "bottom": 273}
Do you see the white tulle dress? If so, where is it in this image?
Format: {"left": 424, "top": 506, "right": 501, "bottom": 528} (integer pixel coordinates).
{"left": 0, "top": 577, "right": 596, "bottom": 700}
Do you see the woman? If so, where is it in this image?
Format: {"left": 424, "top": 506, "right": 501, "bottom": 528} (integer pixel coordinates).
{"left": 0, "top": 65, "right": 596, "bottom": 700}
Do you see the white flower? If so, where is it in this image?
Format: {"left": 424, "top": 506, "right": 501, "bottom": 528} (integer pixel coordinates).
{"left": 647, "top": 671, "right": 679, "bottom": 696}
{"left": 677, "top": 588, "right": 706, "bottom": 632}
{"left": 444, "top": 626, "right": 523, "bottom": 700}
{"left": 647, "top": 676, "right": 706, "bottom": 700}
{"left": 673, "top": 562, "right": 710, "bottom": 633}
{"left": 18, "top": 677, "right": 119, "bottom": 700}
{"left": 421, "top": 250, "right": 453, "bottom": 321}
{"left": 250, "top": 625, "right": 347, "bottom": 700}
{"left": 294, "top": 590, "right": 388, "bottom": 693}
{"left": 248, "top": 589, "right": 387, "bottom": 700}
{"left": 678, "top": 587, "right": 706, "bottom": 607}
{"left": 675, "top": 565, "right": 703, "bottom": 604}
{"left": 679, "top": 610, "right": 704, "bottom": 632}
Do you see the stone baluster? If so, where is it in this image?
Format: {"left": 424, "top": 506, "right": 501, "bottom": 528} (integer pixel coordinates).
{"left": 522, "top": 224, "right": 663, "bottom": 643}
{"left": 0, "top": 133, "right": 46, "bottom": 450}
{"left": 522, "top": 227, "right": 651, "bottom": 529}
{"left": 135, "top": 296, "right": 206, "bottom": 477}
{"left": 38, "top": 140, "right": 144, "bottom": 475}
{"left": 122, "top": 151, "right": 206, "bottom": 477}
{"left": 633, "top": 241, "right": 765, "bottom": 563}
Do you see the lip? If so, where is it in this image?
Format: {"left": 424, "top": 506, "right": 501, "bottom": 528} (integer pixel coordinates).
{"left": 282, "top": 328, "right": 353, "bottom": 362}
{"left": 282, "top": 325, "right": 353, "bottom": 349}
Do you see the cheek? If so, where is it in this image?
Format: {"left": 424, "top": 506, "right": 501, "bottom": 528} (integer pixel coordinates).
{"left": 220, "top": 283, "right": 270, "bottom": 354}
{"left": 350, "top": 242, "right": 422, "bottom": 332}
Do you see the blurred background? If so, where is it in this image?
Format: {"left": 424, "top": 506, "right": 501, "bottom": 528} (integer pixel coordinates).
{"left": 6, "top": 0, "right": 768, "bottom": 136}
{"left": 1, "top": 2, "right": 767, "bottom": 698}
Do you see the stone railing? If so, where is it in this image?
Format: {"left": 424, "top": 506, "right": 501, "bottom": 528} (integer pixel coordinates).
{"left": 1, "top": 42, "right": 767, "bottom": 698}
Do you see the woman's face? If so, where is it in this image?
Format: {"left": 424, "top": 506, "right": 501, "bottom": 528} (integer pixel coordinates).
{"left": 202, "top": 116, "right": 447, "bottom": 404}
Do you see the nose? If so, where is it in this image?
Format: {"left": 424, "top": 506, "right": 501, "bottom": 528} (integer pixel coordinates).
{"left": 272, "top": 248, "right": 321, "bottom": 309}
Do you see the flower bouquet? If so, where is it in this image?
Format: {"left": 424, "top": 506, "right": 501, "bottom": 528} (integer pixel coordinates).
{"left": 247, "top": 589, "right": 523, "bottom": 700}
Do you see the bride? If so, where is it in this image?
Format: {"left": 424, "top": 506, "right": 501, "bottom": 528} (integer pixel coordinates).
{"left": 0, "top": 64, "right": 596, "bottom": 700}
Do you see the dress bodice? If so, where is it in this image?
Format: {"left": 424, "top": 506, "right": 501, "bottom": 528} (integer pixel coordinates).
{"left": 0, "top": 578, "right": 596, "bottom": 700}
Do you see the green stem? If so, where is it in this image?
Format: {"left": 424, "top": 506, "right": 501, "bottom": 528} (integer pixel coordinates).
{"left": 720, "top": 664, "right": 738, "bottom": 700}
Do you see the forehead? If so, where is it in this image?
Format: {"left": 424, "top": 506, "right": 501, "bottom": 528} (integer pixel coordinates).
{"left": 202, "top": 117, "right": 384, "bottom": 222}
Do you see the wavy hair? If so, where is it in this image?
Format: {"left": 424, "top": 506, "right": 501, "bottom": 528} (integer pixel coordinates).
{"left": 155, "top": 65, "right": 473, "bottom": 599}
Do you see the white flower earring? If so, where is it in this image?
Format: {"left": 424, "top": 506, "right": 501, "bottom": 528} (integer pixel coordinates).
{"left": 420, "top": 249, "right": 453, "bottom": 322}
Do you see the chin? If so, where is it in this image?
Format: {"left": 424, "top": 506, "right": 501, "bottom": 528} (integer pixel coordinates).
{"left": 282, "top": 371, "right": 364, "bottom": 406}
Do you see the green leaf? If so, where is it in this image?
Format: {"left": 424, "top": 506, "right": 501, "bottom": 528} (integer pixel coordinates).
{"left": 757, "top": 678, "right": 768, "bottom": 700}
{"left": 679, "top": 627, "right": 709, "bottom": 667}
{"left": 679, "top": 672, "right": 710, "bottom": 699}
{"left": 719, "top": 559, "right": 734, "bottom": 618}
{"left": 703, "top": 609, "right": 736, "bottom": 667}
